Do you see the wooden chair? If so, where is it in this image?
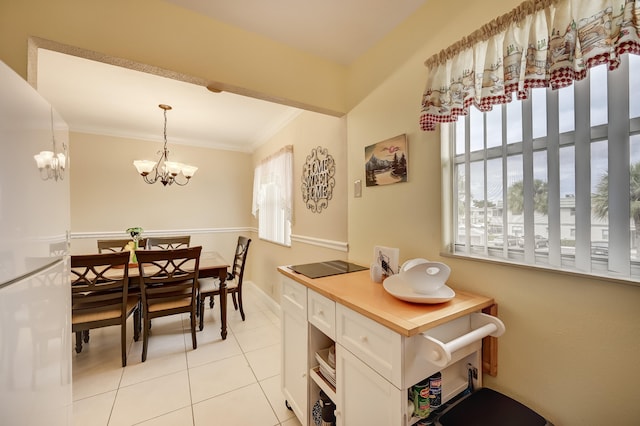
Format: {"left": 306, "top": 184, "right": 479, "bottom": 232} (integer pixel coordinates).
{"left": 97, "top": 238, "right": 147, "bottom": 254}
{"left": 70, "top": 252, "right": 140, "bottom": 367}
{"left": 145, "top": 236, "right": 191, "bottom": 250}
{"left": 199, "top": 236, "right": 251, "bottom": 324}
{"left": 135, "top": 246, "right": 201, "bottom": 362}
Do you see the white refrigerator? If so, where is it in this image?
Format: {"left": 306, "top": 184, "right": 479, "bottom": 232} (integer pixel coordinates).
{"left": 0, "top": 61, "right": 72, "bottom": 425}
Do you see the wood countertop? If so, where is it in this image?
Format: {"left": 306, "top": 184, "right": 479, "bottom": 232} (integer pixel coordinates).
{"left": 278, "top": 265, "right": 494, "bottom": 337}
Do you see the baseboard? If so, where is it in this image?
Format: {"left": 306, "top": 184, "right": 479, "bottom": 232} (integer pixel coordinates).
{"left": 245, "top": 280, "right": 281, "bottom": 316}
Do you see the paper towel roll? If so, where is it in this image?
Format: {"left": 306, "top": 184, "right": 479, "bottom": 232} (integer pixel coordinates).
{"left": 370, "top": 263, "right": 383, "bottom": 283}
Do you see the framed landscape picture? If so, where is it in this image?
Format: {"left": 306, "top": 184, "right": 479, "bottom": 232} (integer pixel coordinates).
{"left": 365, "top": 134, "right": 408, "bottom": 187}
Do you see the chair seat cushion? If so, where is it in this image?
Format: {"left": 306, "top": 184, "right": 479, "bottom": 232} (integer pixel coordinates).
{"left": 73, "top": 296, "right": 138, "bottom": 325}
{"left": 198, "top": 277, "right": 238, "bottom": 293}
{"left": 148, "top": 297, "right": 192, "bottom": 313}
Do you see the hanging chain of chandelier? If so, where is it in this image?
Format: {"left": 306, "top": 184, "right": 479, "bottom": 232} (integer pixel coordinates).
{"left": 133, "top": 104, "right": 197, "bottom": 186}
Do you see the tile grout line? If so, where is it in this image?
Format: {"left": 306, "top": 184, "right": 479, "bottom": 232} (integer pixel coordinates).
{"left": 72, "top": 289, "right": 284, "bottom": 425}
{"left": 183, "top": 312, "right": 197, "bottom": 426}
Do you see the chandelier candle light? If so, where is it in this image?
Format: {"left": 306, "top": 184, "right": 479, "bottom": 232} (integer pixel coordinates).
{"left": 133, "top": 104, "right": 197, "bottom": 186}
{"left": 34, "top": 108, "right": 66, "bottom": 181}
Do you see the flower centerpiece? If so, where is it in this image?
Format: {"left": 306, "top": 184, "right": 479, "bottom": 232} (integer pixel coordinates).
{"left": 125, "top": 227, "right": 144, "bottom": 264}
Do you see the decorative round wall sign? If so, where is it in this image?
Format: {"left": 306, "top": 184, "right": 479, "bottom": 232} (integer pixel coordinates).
{"left": 301, "top": 146, "right": 335, "bottom": 213}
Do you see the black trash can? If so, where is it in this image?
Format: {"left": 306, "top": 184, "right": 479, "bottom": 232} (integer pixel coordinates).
{"left": 436, "top": 388, "right": 554, "bottom": 426}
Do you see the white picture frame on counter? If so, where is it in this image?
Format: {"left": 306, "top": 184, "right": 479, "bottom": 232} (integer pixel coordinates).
{"left": 373, "top": 245, "right": 399, "bottom": 278}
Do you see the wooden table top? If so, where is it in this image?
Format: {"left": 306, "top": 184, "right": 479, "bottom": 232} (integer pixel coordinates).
{"left": 278, "top": 266, "right": 494, "bottom": 337}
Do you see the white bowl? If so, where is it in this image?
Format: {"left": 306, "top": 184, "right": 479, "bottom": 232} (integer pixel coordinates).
{"left": 400, "top": 258, "right": 429, "bottom": 273}
{"left": 401, "top": 261, "right": 450, "bottom": 294}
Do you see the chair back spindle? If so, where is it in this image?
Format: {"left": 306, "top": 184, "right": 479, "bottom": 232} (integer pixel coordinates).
{"left": 135, "top": 246, "right": 201, "bottom": 362}
{"left": 70, "top": 251, "right": 140, "bottom": 367}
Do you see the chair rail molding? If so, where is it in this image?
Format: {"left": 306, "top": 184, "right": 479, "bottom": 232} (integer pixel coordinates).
{"left": 73, "top": 229, "right": 348, "bottom": 253}
{"left": 290, "top": 234, "right": 348, "bottom": 252}
{"left": 71, "top": 227, "right": 251, "bottom": 240}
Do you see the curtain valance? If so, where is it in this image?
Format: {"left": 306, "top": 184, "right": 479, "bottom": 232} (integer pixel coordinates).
{"left": 419, "top": 0, "right": 640, "bottom": 131}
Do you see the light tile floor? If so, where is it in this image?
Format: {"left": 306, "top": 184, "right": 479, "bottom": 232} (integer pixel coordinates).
{"left": 72, "top": 284, "right": 303, "bottom": 426}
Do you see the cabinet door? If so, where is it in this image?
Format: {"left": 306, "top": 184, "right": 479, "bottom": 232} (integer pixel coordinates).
{"left": 335, "top": 344, "right": 403, "bottom": 426}
{"left": 282, "top": 302, "right": 308, "bottom": 425}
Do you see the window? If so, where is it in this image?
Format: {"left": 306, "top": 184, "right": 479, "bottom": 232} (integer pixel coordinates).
{"left": 448, "top": 54, "right": 640, "bottom": 281}
{"left": 252, "top": 146, "right": 293, "bottom": 246}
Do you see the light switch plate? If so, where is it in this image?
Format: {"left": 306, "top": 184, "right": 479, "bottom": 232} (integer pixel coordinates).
{"left": 354, "top": 180, "right": 362, "bottom": 198}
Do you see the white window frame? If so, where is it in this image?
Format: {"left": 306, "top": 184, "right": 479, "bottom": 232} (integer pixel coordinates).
{"left": 443, "top": 54, "right": 640, "bottom": 284}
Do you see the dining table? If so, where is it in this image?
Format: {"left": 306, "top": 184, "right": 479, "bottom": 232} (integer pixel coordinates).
{"left": 125, "top": 251, "right": 230, "bottom": 339}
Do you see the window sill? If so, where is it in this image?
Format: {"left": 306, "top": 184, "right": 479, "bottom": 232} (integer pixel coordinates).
{"left": 258, "top": 237, "right": 291, "bottom": 248}
{"left": 440, "top": 251, "right": 640, "bottom": 288}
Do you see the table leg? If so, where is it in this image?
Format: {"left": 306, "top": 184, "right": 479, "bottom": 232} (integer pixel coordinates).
{"left": 219, "top": 269, "right": 227, "bottom": 340}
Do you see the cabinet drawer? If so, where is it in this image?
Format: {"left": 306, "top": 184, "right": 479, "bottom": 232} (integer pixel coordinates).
{"left": 336, "top": 304, "right": 401, "bottom": 387}
{"left": 281, "top": 276, "right": 307, "bottom": 318}
{"left": 308, "top": 289, "right": 336, "bottom": 339}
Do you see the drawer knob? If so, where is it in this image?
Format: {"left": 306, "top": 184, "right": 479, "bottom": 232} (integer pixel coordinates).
{"left": 360, "top": 335, "right": 368, "bottom": 343}
{"left": 318, "top": 309, "right": 324, "bottom": 315}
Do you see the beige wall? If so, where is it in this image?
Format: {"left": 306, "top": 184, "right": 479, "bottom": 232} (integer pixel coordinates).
{"left": 347, "top": 1, "right": 640, "bottom": 425}
{"left": 0, "top": 0, "right": 347, "bottom": 115}
{"left": 250, "top": 111, "right": 348, "bottom": 301}
{"left": 68, "top": 114, "right": 349, "bottom": 305}
{"left": 67, "top": 110, "right": 348, "bottom": 306}
{"left": 2, "top": 0, "right": 639, "bottom": 424}
{"left": 68, "top": 132, "right": 253, "bottom": 258}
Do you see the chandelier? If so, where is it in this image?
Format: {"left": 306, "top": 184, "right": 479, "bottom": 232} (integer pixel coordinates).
{"left": 133, "top": 104, "right": 197, "bottom": 186}
{"left": 34, "top": 108, "right": 67, "bottom": 181}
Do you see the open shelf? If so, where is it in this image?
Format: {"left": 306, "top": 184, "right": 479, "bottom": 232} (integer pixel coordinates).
{"left": 310, "top": 366, "right": 336, "bottom": 402}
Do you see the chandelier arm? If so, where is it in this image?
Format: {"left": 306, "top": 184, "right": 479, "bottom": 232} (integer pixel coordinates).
{"left": 172, "top": 177, "right": 190, "bottom": 186}
{"left": 142, "top": 174, "right": 156, "bottom": 185}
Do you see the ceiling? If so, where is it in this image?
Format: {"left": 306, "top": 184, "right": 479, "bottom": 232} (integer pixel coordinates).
{"left": 36, "top": 0, "right": 427, "bottom": 152}
{"left": 165, "top": 0, "right": 427, "bottom": 65}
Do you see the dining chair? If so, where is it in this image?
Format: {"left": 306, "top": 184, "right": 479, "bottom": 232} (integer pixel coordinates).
{"left": 135, "top": 246, "right": 201, "bottom": 362}
{"left": 198, "top": 236, "right": 251, "bottom": 322}
{"left": 70, "top": 252, "right": 141, "bottom": 367}
{"left": 97, "top": 238, "right": 147, "bottom": 254}
{"left": 145, "top": 235, "right": 191, "bottom": 250}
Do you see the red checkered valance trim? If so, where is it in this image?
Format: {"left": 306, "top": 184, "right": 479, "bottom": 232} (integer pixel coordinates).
{"left": 420, "top": 0, "right": 640, "bottom": 132}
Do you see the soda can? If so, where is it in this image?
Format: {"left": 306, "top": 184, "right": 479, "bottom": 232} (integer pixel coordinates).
{"left": 412, "top": 378, "right": 431, "bottom": 418}
{"left": 429, "top": 372, "right": 442, "bottom": 408}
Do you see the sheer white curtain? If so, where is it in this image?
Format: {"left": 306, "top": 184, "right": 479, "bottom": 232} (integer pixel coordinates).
{"left": 252, "top": 145, "right": 293, "bottom": 245}
{"left": 420, "top": 0, "right": 640, "bottom": 131}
